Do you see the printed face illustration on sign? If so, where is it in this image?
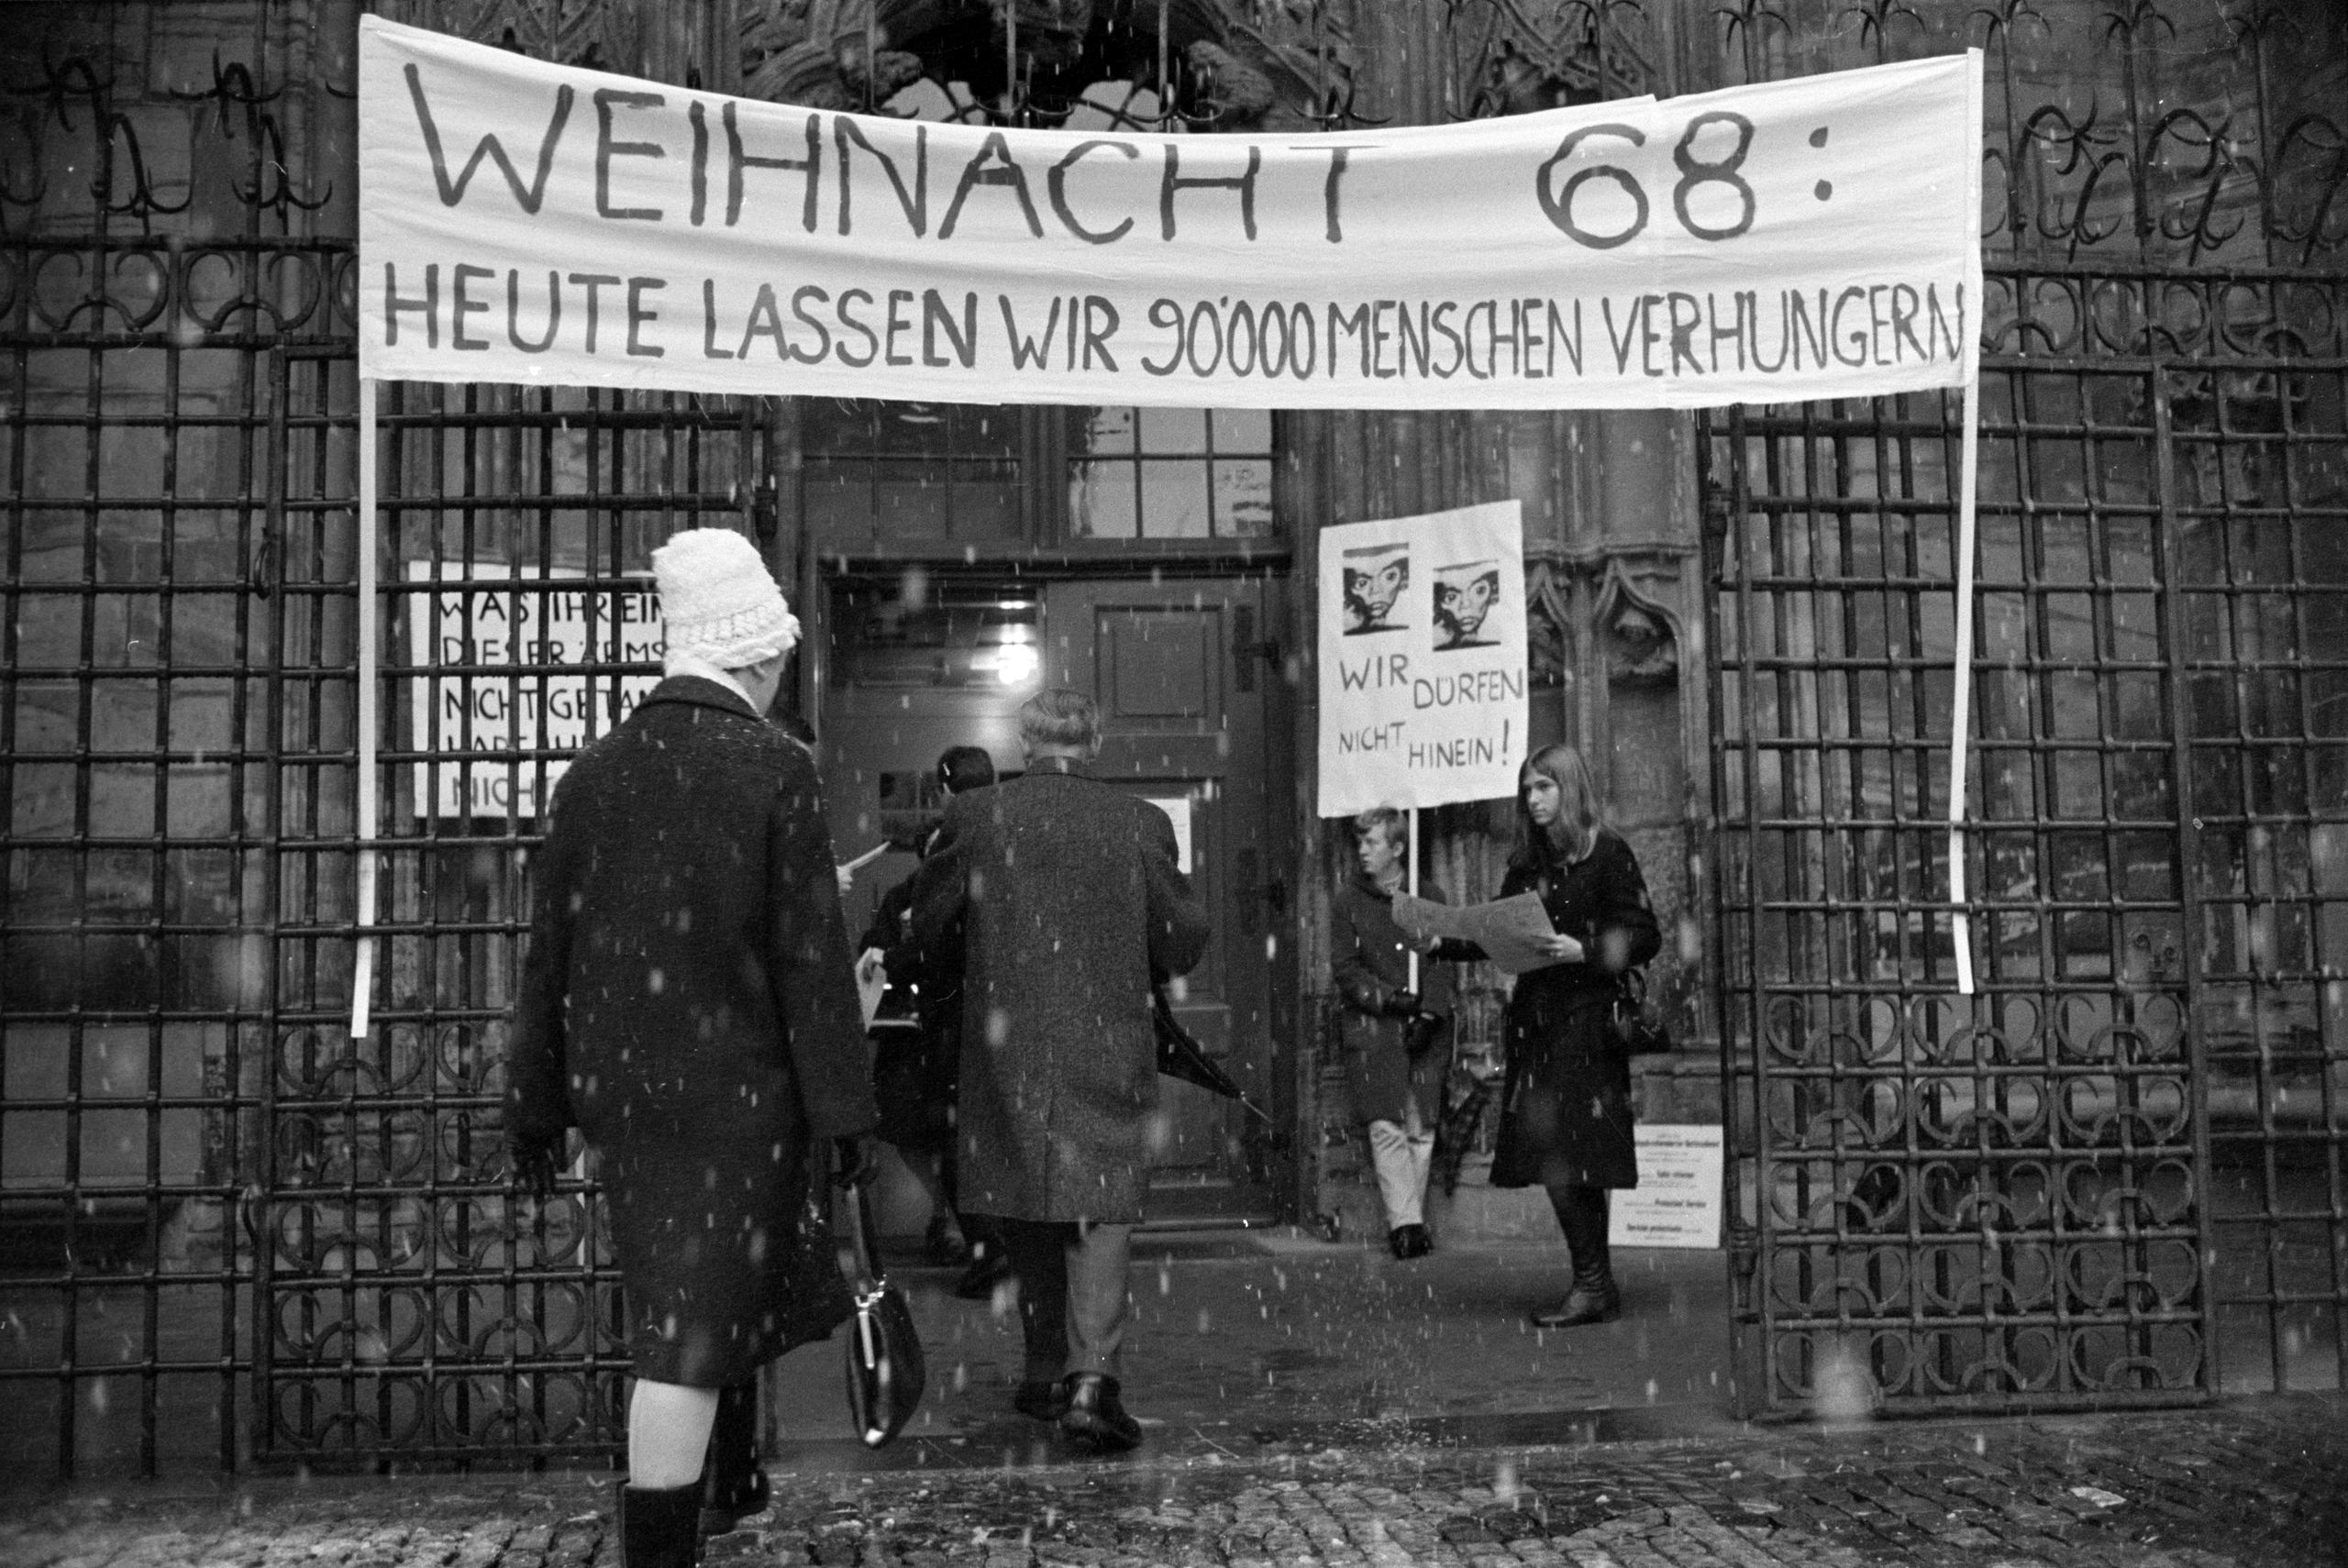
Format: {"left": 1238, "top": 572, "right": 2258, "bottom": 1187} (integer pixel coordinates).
{"left": 1343, "top": 545, "right": 1410, "bottom": 635}
{"left": 1434, "top": 561, "right": 1502, "bottom": 650}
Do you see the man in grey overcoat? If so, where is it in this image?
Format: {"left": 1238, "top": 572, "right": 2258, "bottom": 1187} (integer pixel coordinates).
{"left": 912, "top": 688, "right": 1210, "bottom": 1452}
{"left": 505, "top": 528, "right": 877, "bottom": 1567}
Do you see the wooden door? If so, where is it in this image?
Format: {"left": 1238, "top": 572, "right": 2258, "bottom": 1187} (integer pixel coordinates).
{"left": 1045, "top": 579, "right": 1281, "bottom": 1221}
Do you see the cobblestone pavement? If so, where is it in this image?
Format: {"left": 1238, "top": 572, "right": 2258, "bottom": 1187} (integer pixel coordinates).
{"left": 3, "top": 1397, "right": 2342, "bottom": 1568}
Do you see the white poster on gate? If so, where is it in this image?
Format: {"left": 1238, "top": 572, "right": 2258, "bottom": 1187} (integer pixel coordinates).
{"left": 1609, "top": 1124, "right": 1724, "bottom": 1249}
{"left": 405, "top": 563, "right": 661, "bottom": 817}
{"left": 1317, "top": 502, "right": 1527, "bottom": 817}
{"left": 359, "top": 17, "right": 1982, "bottom": 411}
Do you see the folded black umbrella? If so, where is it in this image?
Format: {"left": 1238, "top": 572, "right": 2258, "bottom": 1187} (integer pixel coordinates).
{"left": 1152, "top": 987, "right": 1272, "bottom": 1124}
{"left": 1432, "top": 1077, "right": 1499, "bottom": 1197}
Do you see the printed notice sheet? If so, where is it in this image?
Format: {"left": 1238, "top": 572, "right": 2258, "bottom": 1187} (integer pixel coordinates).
{"left": 1609, "top": 1125, "right": 1724, "bottom": 1250}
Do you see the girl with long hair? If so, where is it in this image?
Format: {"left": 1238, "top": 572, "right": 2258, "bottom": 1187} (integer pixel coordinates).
{"left": 1428, "top": 744, "right": 1660, "bottom": 1325}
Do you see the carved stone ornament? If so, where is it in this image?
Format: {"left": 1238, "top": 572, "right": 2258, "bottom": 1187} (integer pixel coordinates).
{"left": 1594, "top": 559, "right": 1679, "bottom": 686}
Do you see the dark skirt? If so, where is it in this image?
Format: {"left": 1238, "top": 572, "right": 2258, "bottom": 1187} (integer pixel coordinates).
{"left": 602, "top": 1130, "right": 847, "bottom": 1387}
{"left": 1488, "top": 981, "right": 1638, "bottom": 1190}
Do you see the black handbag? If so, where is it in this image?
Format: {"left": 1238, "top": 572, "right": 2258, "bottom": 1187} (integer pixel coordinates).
{"left": 841, "top": 1179, "right": 925, "bottom": 1448}
{"left": 1610, "top": 966, "right": 1674, "bottom": 1055}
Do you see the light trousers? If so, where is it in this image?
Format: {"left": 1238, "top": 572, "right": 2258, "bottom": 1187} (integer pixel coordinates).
{"left": 1368, "top": 1099, "right": 1434, "bottom": 1230}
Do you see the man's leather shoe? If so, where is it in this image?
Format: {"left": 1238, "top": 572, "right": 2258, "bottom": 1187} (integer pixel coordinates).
{"left": 1058, "top": 1372, "right": 1142, "bottom": 1453}
{"left": 1013, "top": 1377, "right": 1069, "bottom": 1421}
{"left": 1389, "top": 1223, "right": 1432, "bottom": 1260}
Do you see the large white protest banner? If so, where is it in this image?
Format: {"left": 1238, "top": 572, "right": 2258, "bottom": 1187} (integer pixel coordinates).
{"left": 405, "top": 563, "right": 661, "bottom": 818}
{"left": 1318, "top": 502, "right": 1526, "bottom": 817}
{"left": 360, "top": 17, "right": 1980, "bottom": 411}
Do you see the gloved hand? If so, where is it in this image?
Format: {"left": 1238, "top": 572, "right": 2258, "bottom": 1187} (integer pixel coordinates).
{"left": 833, "top": 1133, "right": 880, "bottom": 1188}
{"left": 1404, "top": 1010, "right": 1450, "bottom": 1057}
{"left": 1381, "top": 988, "right": 1422, "bottom": 1019}
{"left": 510, "top": 1135, "right": 561, "bottom": 1202}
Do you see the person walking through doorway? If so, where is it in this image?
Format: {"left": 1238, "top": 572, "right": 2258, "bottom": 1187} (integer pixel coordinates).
{"left": 504, "top": 528, "right": 878, "bottom": 1567}
{"left": 859, "top": 744, "right": 1013, "bottom": 1299}
{"left": 1332, "top": 807, "right": 1455, "bottom": 1259}
{"left": 912, "top": 689, "right": 1210, "bottom": 1452}
{"left": 1424, "top": 744, "right": 1659, "bottom": 1328}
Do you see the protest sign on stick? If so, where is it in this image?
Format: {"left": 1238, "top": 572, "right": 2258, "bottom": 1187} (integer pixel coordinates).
{"left": 1318, "top": 502, "right": 1528, "bottom": 818}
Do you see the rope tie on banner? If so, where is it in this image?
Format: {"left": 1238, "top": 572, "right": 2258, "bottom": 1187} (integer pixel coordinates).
{"left": 1946, "top": 379, "right": 1980, "bottom": 997}
{"left": 1945, "top": 51, "right": 1986, "bottom": 999}
{"left": 351, "top": 377, "right": 380, "bottom": 1041}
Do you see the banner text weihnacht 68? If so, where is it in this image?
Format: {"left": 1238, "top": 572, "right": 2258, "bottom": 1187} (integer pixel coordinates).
{"left": 360, "top": 17, "right": 1983, "bottom": 410}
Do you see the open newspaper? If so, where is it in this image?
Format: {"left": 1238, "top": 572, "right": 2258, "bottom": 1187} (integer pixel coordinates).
{"left": 1390, "top": 890, "right": 1564, "bottom": 977}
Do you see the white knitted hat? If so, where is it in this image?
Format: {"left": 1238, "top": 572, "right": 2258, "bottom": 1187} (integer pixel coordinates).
{"left": 651, "top": 529, "right": 801, "bottom": 668}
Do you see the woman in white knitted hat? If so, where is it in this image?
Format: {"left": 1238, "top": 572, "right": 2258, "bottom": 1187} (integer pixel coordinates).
{"left": 505, "top": 527, "right": 877, "bottom": 1568}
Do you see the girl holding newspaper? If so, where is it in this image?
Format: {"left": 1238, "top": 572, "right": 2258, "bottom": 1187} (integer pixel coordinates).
{"left": 1412, "top": 744, "right": 1660, "bottom": 1327}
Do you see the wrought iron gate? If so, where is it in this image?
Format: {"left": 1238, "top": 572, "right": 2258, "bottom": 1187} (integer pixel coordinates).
{"left": 255, "top": 380, "right": 770, "bottom": 1463}
{"left": 1704, "top": 4, "right": 2348, "bottom": 1415}
{"left": 0, "top": 1, "right": 777, "bottom": 1473}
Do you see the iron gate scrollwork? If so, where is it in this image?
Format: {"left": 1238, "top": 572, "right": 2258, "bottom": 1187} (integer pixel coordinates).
{"left": 1703, "top": 0, "right": 2348, "bottom": 1416}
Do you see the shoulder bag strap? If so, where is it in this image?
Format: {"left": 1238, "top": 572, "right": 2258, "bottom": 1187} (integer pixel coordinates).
{"left": 844, "top": 1179, "right": 883, "bottom": 1292}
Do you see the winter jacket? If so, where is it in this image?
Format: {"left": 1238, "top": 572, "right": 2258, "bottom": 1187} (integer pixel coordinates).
{"left": 1436, "top": 829, "right": 1658, "bottom": 1189}
{"left": 910, "top": 756, "right": 1211, "bottom": 1223}
{"left": 506, "top": 674, "right": 875, "bottom": 1385}
{"left": 1332, "top": 872, "right": 1455, "bottom": 1127}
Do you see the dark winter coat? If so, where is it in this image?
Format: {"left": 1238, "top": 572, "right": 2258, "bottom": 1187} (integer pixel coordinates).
{"left": 910, "top": 756, "right": 1211, "bottom": 1224}
{"left": 860, "top": 866, "right": 963, "bottom": 1154}
{"left": 506, "top": 675, "right": 877, "bottom": 1387}
{"left": 1332, "top": 873, "right": 1455, "bottom": 1127}
{"left": 1437, "top": 830, "right": 1659, "bottom": 1190}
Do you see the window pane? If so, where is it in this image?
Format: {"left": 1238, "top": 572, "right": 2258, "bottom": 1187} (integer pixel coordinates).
{"left": 1082, "top": 407, "right": 1135, "bottom": 456}
{"left": 803, "top": 461, "right": 871, "bottom": 548}
{"left": 1137, "top": 461, "right": 1212, "bottom": 538}
{"left": 950, "top": 460, "right": 1023, "bottom": 540}
{"left": 1213, "top": 459, "right": 1274, "bottom": 537}
{"left": 1210, "top": 407, "right": 1272, "bottom": 453}
{"left": 1136, "top": 406, "right": 1209, "bottom": 455}
{"left": 875, "top": 473, "right": 950, "bottom": 543}
{"left": 803, "top": 400, "right": 1023, "bottom": 551}
{"left": 1069, "top": 460, "right": 1138, "bottom": 539}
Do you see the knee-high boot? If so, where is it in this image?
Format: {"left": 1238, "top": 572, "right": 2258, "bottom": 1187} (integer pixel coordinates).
{"left": 1532, "top": 1185, "right": 1622, "bottom": 1328}
{"left": 621, "top": 1482, "right": 703, "bottom": 1568}
{"left": 698, "top": 1380, "right": 768, "bottom": 1533}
